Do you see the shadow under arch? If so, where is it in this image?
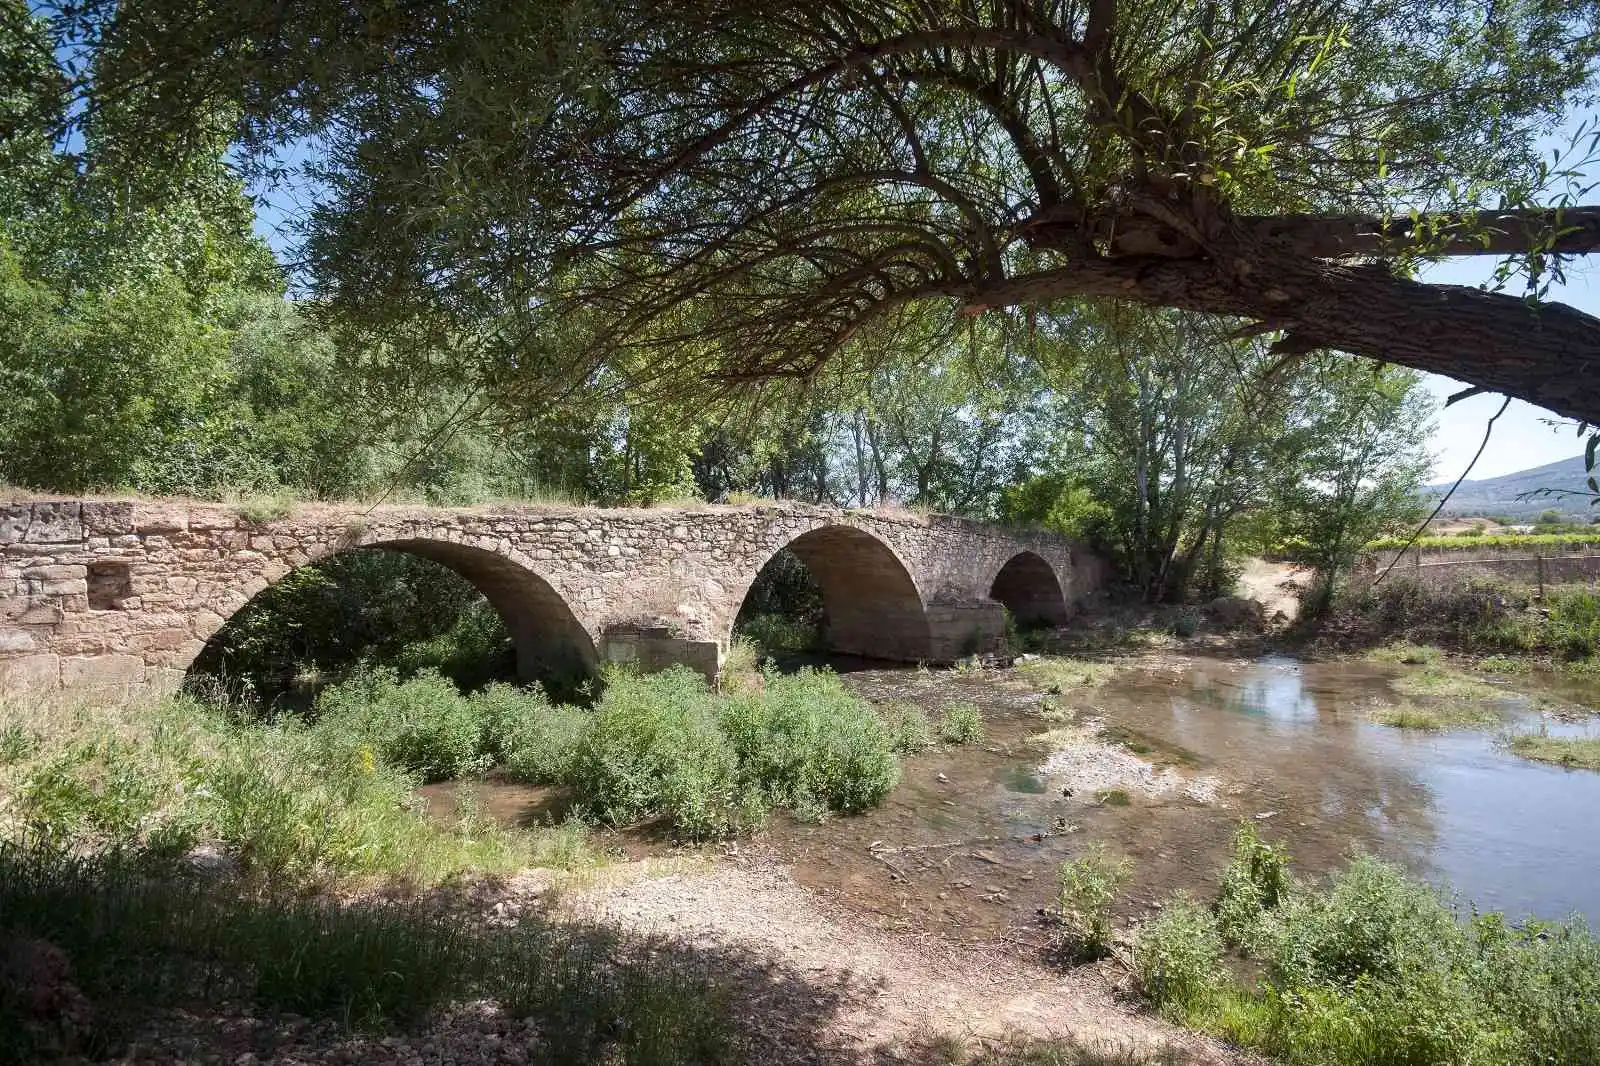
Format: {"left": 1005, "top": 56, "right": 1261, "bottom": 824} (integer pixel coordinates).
{"left": 737, "top": 525, "right": 931, "bottom": 662}
{"left": 989, "top": 551, "right": 1069, "bottom": 628}
{"left": 189, "top": 539, "right": 596, "bottom": 696}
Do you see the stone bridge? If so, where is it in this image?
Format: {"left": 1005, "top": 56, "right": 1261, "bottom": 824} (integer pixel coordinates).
{"left": 0, "top": 498, "right": 1106, "bottom": 692}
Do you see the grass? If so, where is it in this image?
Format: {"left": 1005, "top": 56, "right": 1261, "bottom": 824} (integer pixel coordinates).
{"left": 1366, "top": 700, "right": 1503, "bottom": 730}
{"left": 938, "top": 701, "right": 986, "bottom": 744}
{"left": 1365, "top": 641, "right": 1444, "bottom": 665}
{"left": 1389, "top": 663, "right": 1504, "bottom": 699}
{"left": 1506, "top": 733, "right": 1600, "bottom": 771}
{"left": 881, "top": 702, "right": 936, "bottom": 753}
{"left": 0, "top": 844, "right": 728, "bottom": 1065}
{"left": 0, "top": 688, "right": 546, "bottom": 885}
{"left": 1015, "top": 656, "right": 1117, "bottom": 694}
{"left": 1132, "top": 824, "right": 1600, "bottom": 1066}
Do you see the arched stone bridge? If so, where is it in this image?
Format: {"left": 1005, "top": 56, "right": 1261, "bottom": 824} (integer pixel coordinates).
{"left": 0, "top": 498, "right": 1106, "bottom": 692}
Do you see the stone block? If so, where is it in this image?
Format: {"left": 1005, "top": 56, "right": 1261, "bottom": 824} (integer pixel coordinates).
{"left": 82, "top": 502, "right": 136, "bottom": 536}
{"left": 0, "top": 630, "right": 37, "bottom": 653}
{"left": 0, "top": 505, "right": 29, "bottom": 544}
{"left": 22, "top": 502, "right": 84, "bottom": 543}
{"left": 61, "top": 654, "right": 145, "bottom": 688}
{"left": 0, "top": 653, "right": 59, "bottom": 689}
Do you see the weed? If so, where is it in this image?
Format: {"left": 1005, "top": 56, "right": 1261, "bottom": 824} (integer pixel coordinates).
{"left": 1056, "top": 843, "right": 1132, "bottom": 961}
{"left": 1366, "top": 641, "right": 1443, "bottom": 666}
{"left": 1133, "top": 837, "right": 1600, "bottom": 1066}
{"left": 1478, "top": 653, "right": 1530, "bottom": 674}
{"left": 1215, "top": 821, "right": 1292, "bottom": 951}
{"left": 1390, "top": 663, "right": 1502, "bottom": 700}
{"left": 880, "top": 702, "right": 936, "bottom": 754}
{"left": 1169, "top": 611, "right": 1200, "bottom": 639}
{"left": 1016, "top": 656, "right": 1116, "bottom": 693}
{"left": 1505, "top": 733, "right": 1600, "bottom": 771}
{"left": 1367, "top": 700, "right": 1501, "bottom": 731}
{"left": 1133, "top": 894, "right": 1226, "bottom": 1018}
{"left": 1094, "top": 789, "right": 1131, "bottom": 807}
{"left": 231, "top": 490, "right": 295, "bottom": 524}
{"left": 938, "top": 702, "right": 986, "bottom": 744}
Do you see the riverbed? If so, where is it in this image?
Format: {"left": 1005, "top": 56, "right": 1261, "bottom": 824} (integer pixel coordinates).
{"left": 424, "top": 651, "right": 1600, "bottom": 947}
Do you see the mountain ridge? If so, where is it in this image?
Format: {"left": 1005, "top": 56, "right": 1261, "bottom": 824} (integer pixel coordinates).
{"left": 1428, "top": 454, "right": 1594, "bottom": 518}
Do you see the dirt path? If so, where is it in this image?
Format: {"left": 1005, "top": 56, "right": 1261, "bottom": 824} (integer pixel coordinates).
{"left": 557, "top": 851, "right": 1249, "bottom": 1065}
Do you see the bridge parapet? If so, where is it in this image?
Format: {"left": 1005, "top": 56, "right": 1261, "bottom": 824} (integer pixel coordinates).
{"left": 0, "top": 497, "right": 1105, "bottom": 693}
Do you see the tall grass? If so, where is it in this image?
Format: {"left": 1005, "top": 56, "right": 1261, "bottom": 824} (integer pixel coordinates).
{"left": 0, "top": 688, "right": 551, "bottom": 883}
{"left": 0, "top": 844, "right": 728, "bottom": 1065}
{"left": 1132, "top": 824, "right": 1600, "bottom": 1066}
{"left": 1331, "top": 579, "right": 1600, "bottom": 662}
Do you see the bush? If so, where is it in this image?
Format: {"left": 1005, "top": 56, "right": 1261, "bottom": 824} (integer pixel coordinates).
{"left": 1134, "top": 894, "right": 1227, "bottom": 1016}
{"left": 938, "top": 702, "right": 986, "bottom": 744}
{"left": 1134, "top": 840, "right": 1600, "bottom": 1066}
{"left": 1056, "top": 843, "right": 1132, "bottom": 961}
{"left": 474, "top": 682, "right": 587, "bottom": 784}
{"left": 314, "top": 668, "right": 492, "bottom": 782}
{"left": 881, "top": 703, "right": 935, "bottom": 754}
{"left": 567, "top": 668, "right": 748, "bottom": 840}
{"left": 719, "top": 669, "right": 900, "bottom": 815}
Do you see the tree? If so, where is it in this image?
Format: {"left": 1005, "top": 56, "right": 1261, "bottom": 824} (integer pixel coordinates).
{"left": 1270, "top": 362, "right": 1434, "bottom": 610}
{"left": 38, "top": 0, "right": 1600, "bottom": 419}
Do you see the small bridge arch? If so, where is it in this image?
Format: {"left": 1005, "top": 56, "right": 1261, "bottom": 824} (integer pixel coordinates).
{"left": 988, "top": 550, "right": 1070, "bottom": 629}
{"left": 728, "top": 523, "right": 932, "bottom": 661}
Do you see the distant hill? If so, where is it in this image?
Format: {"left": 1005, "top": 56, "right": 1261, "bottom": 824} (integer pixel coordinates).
{"left": 1428, "top": 455, "right": 1595, "bottom": 519}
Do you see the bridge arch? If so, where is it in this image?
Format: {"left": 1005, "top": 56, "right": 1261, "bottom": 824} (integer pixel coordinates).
{"left": 731, "top": 524, "right": 931, "bottom": 661}
{"left": 988, "top": 550, "right": 1069, "bottom": 628}
{"left": 187, "top": 538, "right": 596, "bottom": 693}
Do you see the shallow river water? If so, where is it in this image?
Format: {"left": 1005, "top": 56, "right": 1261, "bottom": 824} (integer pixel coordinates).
{"left": 426, "top": 652, "right": 1600, "bottom": 944}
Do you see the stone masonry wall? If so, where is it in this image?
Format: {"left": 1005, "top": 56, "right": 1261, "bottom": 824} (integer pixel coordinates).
{"left": 0, "top": 498, "right": 1103, "bottom": 692}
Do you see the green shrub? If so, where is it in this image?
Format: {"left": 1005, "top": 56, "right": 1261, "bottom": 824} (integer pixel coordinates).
{"left": 1134, "top": 844, "right": 1600, "bottom": 1066}
{"left": 720, "top": 669, "right": 900, "bottom": 814}
{"left": 567, "top": 668, "right": 747, "bottom": 840}
{"left": 1134, "top": 894, "right": 1227, "bottom": 1016}
{"left": 474, "top": 682, "right": 587, "bottom": 784}
{"left": 938, "top": 701, "right": 986, "bottom": 744}
{"left": 1215, "top": 822, "right": 1293, "bottom": 951}
{"left": 314, "top": 669, "right": 492, "bottom": 782}
{"left": 1056, "top": 843, "right": 1132, "bottom": 961}
{"left": 1549, "top": 589, "right": 1600, "bottom": 659}
{"left": 880, "top": 703, "right": 935, "bottom": 754}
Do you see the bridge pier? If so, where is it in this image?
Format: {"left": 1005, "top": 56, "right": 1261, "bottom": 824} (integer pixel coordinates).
{"left": 926, "top": 600, "right": 1010, "bottom": 661}
{"left": 598, "top": 624, "right": 723, "bottom": 682}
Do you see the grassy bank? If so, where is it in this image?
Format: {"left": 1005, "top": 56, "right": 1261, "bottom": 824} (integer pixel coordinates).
{"left": 0, "top": 844, "right": 728, "bottom": 1065}
{"left": 1325, "top": 579, "right": 1600, "bottom": 666}
{"left": 1131, "top": 825, "right": 1600, "bottom": 1066}
{"left": 1506, "top": 733, "right": 1600, "bottom": 771}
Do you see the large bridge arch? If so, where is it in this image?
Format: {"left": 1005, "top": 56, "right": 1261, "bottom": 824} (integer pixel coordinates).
{"left": 730, "top": 524, "right": 932, "bottom": 662}
{"left": 187, "top": 538, "right": 596, "bottom": 692}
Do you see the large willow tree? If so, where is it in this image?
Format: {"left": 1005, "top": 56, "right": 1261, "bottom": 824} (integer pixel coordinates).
{"left": 26, "top": 0, "right": 1600, "bottom": 419}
